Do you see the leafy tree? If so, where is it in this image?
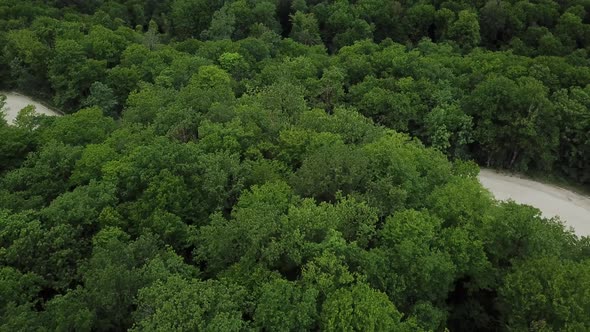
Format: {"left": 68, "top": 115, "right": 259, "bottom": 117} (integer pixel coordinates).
{"left": 171, "top": 0, "right": 221, "bottom": 39}
{"left": 48, "top": 39, "right": 107, "bottom": 111}
{"left": 82, "top": 81, "right": 118, "bottom": 115}
{"left": 0, "top": 210, "right": 83, "bottom": 290}
{"left": 464, "top": 75, "right": 559, "bottom": 171}
{"left": 479, "top": 0, "right": 523, "bottom": 48}
{"left": 292, "top": 142, "right": 368, "bottom": 202}
{"left": 84, "top": 24, "right": 129, "bottom": 64}
{"left": 448, "top": 10, "right": 481, "bottom": 50}
{"left": 196, "top": 181, "right": 295, "bottom": 274}
{"left": 0, "top": 142, "right": 82, "bottom": 207}
{"left": 553, "top": 86, "right": 590, "bottom": 184}
{"left": 40, "top": 107, "right": 116, "bottom": 146}
{"left": 143, "top": 19, "right": 160, "bottom": 51}
{"left": 132, "top": 276, "right": 246, "bottom": 331}
{"left": 0, "top": 267, "right": 42, "bottom": 316}
{"left": 176, "top": 65, "right": 235, "bottom": 113}
{"left": 218, "top": 52, "right": 249, "bottom": 80}
{"left": 424, "top": 103, "right": 473, "bottom": 159}
{"left": 1, "top": 2, "right": 590, "bottom": 331}
{"left": 365, "top": 209, "right": 456, "bottom": 310}
{"left": 123, "top": 84, "right": 176, "bottom": 124}
{"left": 80, "top": 228, "right": 195, "bottom": 330}
{"left": 405, "top": 4, "right": 436, "bottom": 42}
{"left": 499, "top": 257, "right": 590, "bottom": 330}
{"left": 2, "top": 29, "right": 50, "bottom": 92}
{"left": 427, "top": 177, "right": 493, "bottom": 227}
{"left": 290, "top": 11, "right": 322, "bottom": 46}
{"left": 203, "top": 5, "right": 235, "bottom": 40}
{"left": 481, "top": 201, "right": 577, "bottom": 269}
{"left": 321, "top": 282, "right": 413, "bottom": 331}
{"left": 0, "top": 112, "right": 38, "bottom": 172}
{"left": 254, "top": 279, "right": 318, "bottom": 331}
{"left": 41, "top": 289, "right": 95, "bottom": 332}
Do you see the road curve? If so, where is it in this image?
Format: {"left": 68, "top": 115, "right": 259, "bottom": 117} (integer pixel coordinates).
{"left": 4, "top": 93, "right": 589, "bottom": 237}
{"left": 1, "top": 91, "right": 60, "bottom": 124}
{"left": 478, "top": 169, "right": 590, "bottom": 237}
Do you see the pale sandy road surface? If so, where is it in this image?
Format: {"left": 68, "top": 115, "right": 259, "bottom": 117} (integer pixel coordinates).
{"left": 1, "top": 91, "right": 60, "bottom": 124}
{"left": 478, "top": 169, "right": 590, "bottom": 237}
{"left": 4, "top": 92, "right": 589, "bottom": 236}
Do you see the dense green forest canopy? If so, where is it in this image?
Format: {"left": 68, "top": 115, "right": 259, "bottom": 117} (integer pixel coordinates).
{"left": 0, "top": 0, "right": 589, "bottom": 331}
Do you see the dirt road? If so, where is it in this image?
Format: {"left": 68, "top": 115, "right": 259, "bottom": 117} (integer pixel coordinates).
{"left": 1, "top": 91, "right": 60, "bottom": 124}
{"left": 478, "top": 169, "right": 590, "bottom": 237}
{"left": 4, "top": 93, "right": 589, "bottom": 236}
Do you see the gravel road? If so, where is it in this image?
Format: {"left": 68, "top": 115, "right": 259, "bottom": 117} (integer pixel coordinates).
{"left": 1, "top": 91, "right": 60, "bottom": 123}
{"left": 479, "top": 169, "right": 590, "bottom": 237}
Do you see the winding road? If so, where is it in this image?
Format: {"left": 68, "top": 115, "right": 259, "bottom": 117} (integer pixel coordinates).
{"left": 3, "top": 92, "right": 589, "bottom": 236}
{"left": 1, "top": 91, "right": 60, "bottom": 123}
{"left": 479, "top": 169, "right": 590, "bottom": 237}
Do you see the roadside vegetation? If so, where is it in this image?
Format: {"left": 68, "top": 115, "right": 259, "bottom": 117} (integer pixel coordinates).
{"left": 1, "top": 0, "right": 589, "bottom": 330}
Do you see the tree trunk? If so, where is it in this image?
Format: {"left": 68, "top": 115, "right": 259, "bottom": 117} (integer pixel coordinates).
{"left": 509, "top": 149, "right": 519, "bottom": 168}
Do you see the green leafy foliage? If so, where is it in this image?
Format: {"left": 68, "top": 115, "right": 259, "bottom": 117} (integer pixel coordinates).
{"left": 0, "top": 1, "right": 589, "bottom": 331}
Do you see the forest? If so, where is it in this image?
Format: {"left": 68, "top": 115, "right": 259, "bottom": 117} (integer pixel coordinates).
{"left": 0, "top": 0, "right": 589, "bottom": 331}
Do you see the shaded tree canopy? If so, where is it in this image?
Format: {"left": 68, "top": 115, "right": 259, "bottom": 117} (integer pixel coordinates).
{"left": 1, "top": 0, "right": 590, "bottom": 331}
